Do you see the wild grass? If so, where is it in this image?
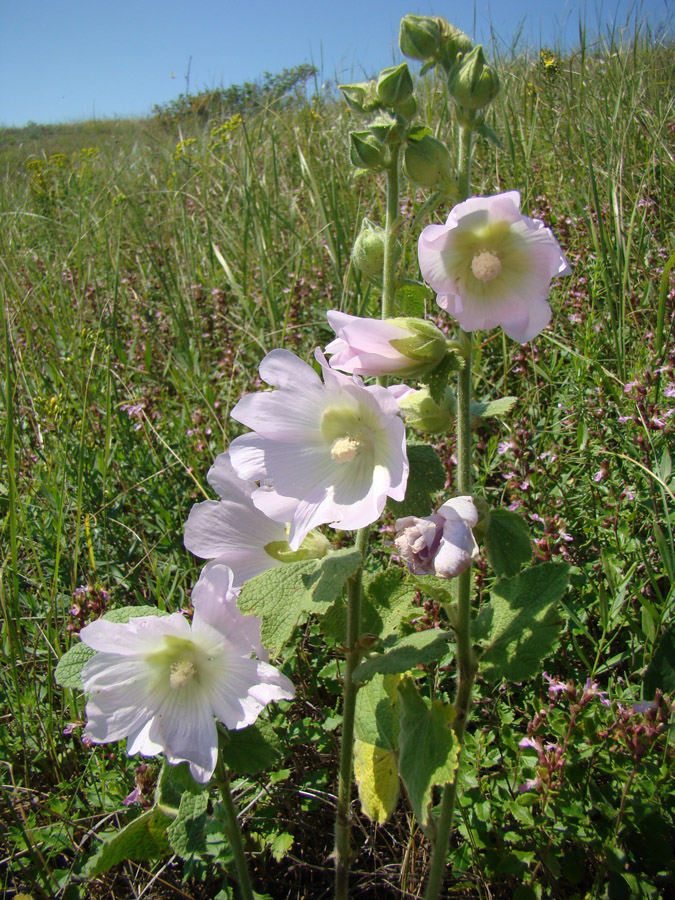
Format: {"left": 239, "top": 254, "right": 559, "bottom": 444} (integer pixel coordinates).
{"left": 1, "top": 22, "right": 674, "bottom": 900}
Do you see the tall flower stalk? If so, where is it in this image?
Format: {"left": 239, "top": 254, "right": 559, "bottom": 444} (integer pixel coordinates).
{"left": 334, "top": 139, "right": 403, "bottom": 900}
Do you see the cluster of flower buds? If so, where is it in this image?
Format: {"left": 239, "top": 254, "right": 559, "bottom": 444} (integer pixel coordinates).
{"left": 399, "top": 14, "right": 500, "bottom": 120}
{"left": 341, "top": 62, "right": 418, "bottom": 173}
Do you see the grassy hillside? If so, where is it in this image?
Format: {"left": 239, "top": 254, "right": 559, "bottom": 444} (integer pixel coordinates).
{"left": 1, "top": 26, "right": 674, "bottom": 900}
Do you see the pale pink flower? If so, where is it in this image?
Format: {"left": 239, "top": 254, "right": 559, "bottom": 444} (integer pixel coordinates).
{"left": 418, "top": 191, "right": 571, "bottom": 342}
{"left": 325, "top": 310, "right": 446, "bottom": 378}
{"left": 229, "top": 349, "right": 408, "bottom": 550}
{"left": 79, "top": 565, "right": 294, "bottom": 783}
{"left": 395, "top": 496, "right": 478, "bottom": 579}
{"left": 184, "top": 453, "right": 291, "bottom": 589}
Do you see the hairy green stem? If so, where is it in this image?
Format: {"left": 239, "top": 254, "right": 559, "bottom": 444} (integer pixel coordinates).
{"left": 424, "top": 121, "right": 476, "bottom": 900}
{"left": 214, "top": 756, "right": 255, "bottom": 900}
{"left": 381, "top": 145, "right": 401, "bottom": 321}
{"left": 334, "top": 525, "right": 371, "bottom": 899}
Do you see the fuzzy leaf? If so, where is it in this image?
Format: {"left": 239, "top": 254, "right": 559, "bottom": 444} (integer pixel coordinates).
{"left": 54, "top": 642, "right": 95, "bottom": 689}
{"left": 397, "top": 677, "right": 459, "bottom": 828}
{"left": 644, "top": 622, "right": 675, "bottom": 695}
{"left": 484, "top": 508, "right": 532, "bottom": 577}
{"left": 427, "top": 352, "right": 462, "bottom": 405}
{"left": 237, "top": 548, "right": 362, "bottom": 652}
{"left": 155, "top": 761, "right": 205, "bottom": 810}
{"left": 394, "top": 280, "right": 433, "bottom": 317}
{"left": 219, "top": 721, "right": 282, "bottom": 775}
{"left": 354, "top": 629, "right": 453, "bottom": 684}
{"left": 478, "top": 562, "right": 569, "bottom": 683}
{"left": 102, "top": 605, "right": 169, "bottom": 623}
{"left": 354, "top": 739, "right": 400, "bottom": 824}
{"left": 354, "top": 673, "right": 401, "bottom": 750}
{"left": 167, "top": 792, "right": 209, "bottom": 861}
{"left": 388, "top": 443, "right": 445, "bottom": 518}
{"left": 84, "top": 807, "right": 173, "bottom": 876}
{"left": 470, "top": 396, "right": 517, "bottom": 418}
{"left": 366, "top": 568, "right": 420, "bottom": 637}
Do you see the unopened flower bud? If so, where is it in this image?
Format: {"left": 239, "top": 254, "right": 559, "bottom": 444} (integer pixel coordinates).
{"left": 351, "top": 218, "right": 386, "bottom": 277}
{"left": 437, "top": 23, "right": 474, "bottom": 74}
{"left": 397, "top": 387, "right": 453, "bottom": 433}
{"left": 377, "top": 63, "right": 414, "bottom": 108}
{"left": 394, "top": 94, "right": 418, "bottom": 122}
{"left": 403, "top": 134, "right": 452, "bottom": 189}
{"left": 388, "top": 317, "right": 448, "bottom": 367}
{"left": 349, "top": 130, "right": 387, "bottom": 170}
{"left": 340, "top": 81, "right": 380, "bottom": 114}
{"left": 449, "top": 45, "right": 500, "bottom": 110}
{"left": 395, "top": 496, "right": 478, "bottom": 579}
{"left": 399, "top": 14, "right": 442, "bottom": 61}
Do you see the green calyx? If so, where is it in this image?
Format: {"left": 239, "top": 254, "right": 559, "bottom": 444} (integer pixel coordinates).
{"left": 399, "top": 14, "right": 442, "bottom": 61}
{"left": 398, "top": 387, "right": 454, "bottom": 434}
{"left": 264, "top": 529, "right": 331, "bottom": 563}
{"left": 340, "top": 81, "right": 381, "bottom": 114}
{"left": 449, "top": 45, "right": 500, "bottom": 110}
{"left": 349, "top": 130, "right": 387, "bottom": 171}
{"left": 376, "top": 63, "right": 414, "bottom": 109}
{"left": 352, "top": 218, "right": 386, "bottom": 278}
{"left": 387, "top": 317, "right": 447, "bottom": 369}
{"left": 403, "top": 134, "right": 455, "bottom": 192}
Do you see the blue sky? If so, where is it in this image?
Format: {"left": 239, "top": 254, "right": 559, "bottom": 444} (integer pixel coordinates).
{"left": 0, "top": 0, "right": 671, "bottom": 128}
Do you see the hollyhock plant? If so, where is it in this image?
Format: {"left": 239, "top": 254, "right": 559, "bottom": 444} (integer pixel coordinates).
{"left": 418, "top": 191, "right": 571, "bottom": 342}
{"left": 228, "top": 348, "right": 408, "bottom": 550}
{"left": 395, "top": 495, "right": 478, "bottom": 579}
{"left": 79, "top": 564, "right": 294, "bottom": 783}
{"left": 325, "top": 310, "right": 447, "bottom": 378}
{"left": 184, "top": 452, "right": 329, "bottom": 590}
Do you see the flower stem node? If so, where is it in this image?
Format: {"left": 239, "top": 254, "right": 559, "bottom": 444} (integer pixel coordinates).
{"left": 449, "top": 45, "right": 500, "bottom": 111}
{"left": 351, "top": 218, "right": 387, "bottom": 278}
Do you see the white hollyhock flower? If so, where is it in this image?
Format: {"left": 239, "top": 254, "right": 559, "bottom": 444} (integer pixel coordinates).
{"left": 418, "top": 191, "right": 571, "bottom": 342}
{"left": 80, "top": 564, "right": 294, "bottom": 783}
{"left": 395, "top": 496, "right": 479, "bottom": 579}
{"left": 184, "top": 452, "right": 295, "bottom": 590}
{"left": 228, "top": 349, "right": 408, "bottom": 550}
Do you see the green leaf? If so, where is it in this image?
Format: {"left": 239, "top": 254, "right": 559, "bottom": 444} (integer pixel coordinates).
{"left": 219, "top": 720, "right": 282, "bottom": 775}
{"left": 366, "top": 568, "right": 420, "bottom": 637}
{"left": 353, "top": 629, "right": 453, "bottom": 684}
{"left": 394, "top": 280, "right": 433, "bottom": 317}
{"left": 155, "top": 760, "right": 205, "bottom": 810}
{"left": 397, "top": 677, "right": 459, "bottom": 828}
{"left": 427, "top": 352, "right": 462, "bottom": 406}
{"left": 354, "top": 673, "right": 400, "bottom": 750}
{"left": 388, "top": 443, "right": 446, "bottom": 518}
{"left": 237, "top": 548, "right": 362, "bottom": 652}
{"left": 470, "top": 396, "right": 517, "bottom": 418}
{"left": 84, "top": 807, "right": 174, "bottom": 876}
{"left": 406, "top": 124, "right": 432, "bottom": 142}
{"left": 54, "top": 642, "right": 95, "bottom": 689}
{"left": 354, "top": 739, "right": 400, "bottom": 824}
{"left": 478, "top": 562, "right": 569, "bottom": 683}
{"left": 484, "top": 508, "right": 532, "bottom": 577}
{"left": 54, "top": 606, "right": 169, "bottom": 690}
{"left": 167, "top": 792, "right": 209, "bottom": 861}
{"left": 644, "top": 622, "right": 675, "bottom": 695}
{"left": 102, "top": 605, "right": 169, "bottom": 623}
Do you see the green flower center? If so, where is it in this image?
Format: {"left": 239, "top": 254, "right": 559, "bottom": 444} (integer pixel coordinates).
{"left": 320, "top": 405, "right": 374, "bottom": 465}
